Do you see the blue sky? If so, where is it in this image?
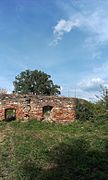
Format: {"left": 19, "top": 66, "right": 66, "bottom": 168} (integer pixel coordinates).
{"left": 0, "top": 0, "right": 108, "bottom": 100}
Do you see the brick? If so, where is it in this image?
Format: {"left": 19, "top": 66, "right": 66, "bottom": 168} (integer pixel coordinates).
{"left": 0, "top": 94, "right": 77, "bottom": 123}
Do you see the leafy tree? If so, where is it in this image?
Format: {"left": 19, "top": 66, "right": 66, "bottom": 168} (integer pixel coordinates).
{"left": 76, "top": 99, "right": 94, "bottom": 121}
{"left": 99, "top": 86, "right": 108, "bottom": 109}
{"left": 94, "top": 86, "right": 108, "bottom": 119}
{"left": 13, "top": 69, "right": 61, "bottom": 95}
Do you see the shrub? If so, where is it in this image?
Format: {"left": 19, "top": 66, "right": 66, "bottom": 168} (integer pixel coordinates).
{"left": 76, "top": 99, "right": 94, "bottom": 121}
{"left": 94, "top": 87, "right": 108, "bottom": 121}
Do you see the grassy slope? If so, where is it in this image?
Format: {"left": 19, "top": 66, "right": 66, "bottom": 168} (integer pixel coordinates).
{"left": 0, "top": 120, "right": 108, "bottom": 180}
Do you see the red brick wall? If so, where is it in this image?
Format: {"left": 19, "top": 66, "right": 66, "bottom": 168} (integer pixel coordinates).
{"left": 0, "top": 94, "right": 77, "bottom": 123}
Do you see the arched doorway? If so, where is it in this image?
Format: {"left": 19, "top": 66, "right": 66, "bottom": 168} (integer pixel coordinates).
{"left": 5, "top": 108, "right": 16, "bottom": 121}
{"left": 43, "top": 106, "right": 53, "bottom": 120}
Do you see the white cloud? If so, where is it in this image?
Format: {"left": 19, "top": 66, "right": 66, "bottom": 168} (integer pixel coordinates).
{"left": 51, "top": 5, "right": 108, "bottom": 46}
{"left": 51, "top": 18, "right": 80, "bottom": 45}
{"left": 76, "top": 77, "right": 108, "bottom": 101}
{"left": 54, "top": 19, "right": 80, "bottom": 34}
{"left": 78, "top": 77, "right": 108, "bottom": 93}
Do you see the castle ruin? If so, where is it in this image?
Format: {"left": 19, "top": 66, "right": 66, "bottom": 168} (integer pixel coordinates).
{"left": 0, "top": 94, "right": 77, "bottom": 123}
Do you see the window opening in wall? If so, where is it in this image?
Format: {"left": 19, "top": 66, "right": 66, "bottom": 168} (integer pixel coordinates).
{"left": 43, "top": 106, "right": 53, "bottom": 119}
{"left": 5, "top": 108, "right": 16, "bottom": 121}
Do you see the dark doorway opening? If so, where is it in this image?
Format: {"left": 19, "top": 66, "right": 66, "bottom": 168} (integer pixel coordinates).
{"left": 43, "top": 106, "right": 53, "bottom": 119}
{"left": 5, "top": 108, "right": 16, "bottom": 121}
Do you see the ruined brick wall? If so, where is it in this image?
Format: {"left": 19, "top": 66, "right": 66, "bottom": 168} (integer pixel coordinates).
{"left": 0, "top": 94, "right": 77, "bottom": 123}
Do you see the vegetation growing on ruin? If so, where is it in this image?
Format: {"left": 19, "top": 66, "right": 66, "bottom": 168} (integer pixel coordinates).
{"left": 76, "top": 86, "right": 108, "bottom": 122}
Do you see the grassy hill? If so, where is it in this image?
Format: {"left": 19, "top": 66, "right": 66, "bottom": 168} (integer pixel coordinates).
{"left": 0, "top": 119, "right": 108, "bottom": 180}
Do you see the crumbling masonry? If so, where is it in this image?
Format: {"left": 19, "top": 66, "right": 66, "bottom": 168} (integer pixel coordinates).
{"left": 0, "top": 94, "right": 77, "bottom": 123}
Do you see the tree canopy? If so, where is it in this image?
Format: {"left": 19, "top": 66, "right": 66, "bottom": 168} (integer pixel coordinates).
{"left": 13, "top": 69, "right": 61, "bottom": 95}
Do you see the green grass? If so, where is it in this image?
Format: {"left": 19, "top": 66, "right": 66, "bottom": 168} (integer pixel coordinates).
{"left": 0, "top": 119, "right": 108, "bottom": 180}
